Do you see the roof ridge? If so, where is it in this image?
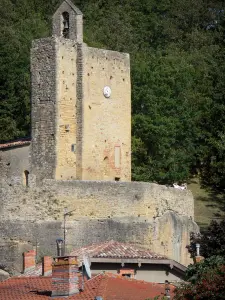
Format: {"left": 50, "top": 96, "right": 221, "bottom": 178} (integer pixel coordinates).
{"left": 85, "top": 272, "right": 103, "bottom": 283}
{"left": 70, "top": 240, "right": 168, "bottom": 260}
{"left": 54, "top": 0, "right": 83, "bottom": 16}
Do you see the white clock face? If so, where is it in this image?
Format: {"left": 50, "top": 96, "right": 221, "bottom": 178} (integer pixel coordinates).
{"left": 103, "top": 86, "right": 111, "bottom": 98}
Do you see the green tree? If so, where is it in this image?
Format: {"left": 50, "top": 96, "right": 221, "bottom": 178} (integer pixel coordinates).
{"left": 0, "top": 0, "right": 225, "bottom": 192}
{"left": 174, "top": 256, "right": 225, "bottom": 299}
{"left": 188, "top": 217, "right": 225, "bottom": 259}
{"left": 0, "top": 0, "right": 49, "bottom": 141}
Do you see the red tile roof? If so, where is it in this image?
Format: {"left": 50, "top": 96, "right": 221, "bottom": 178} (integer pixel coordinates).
{"left": 97, "top": 274, "right": 175, "bottom": 300}
{"left": 0, "top": 139, "right": 31, "bottom": 149}
{"left": 20, "top": 241, "right": 168, "bottom": 278}
{"left": 0, "top": 273, "right": 175, "bottom": 300}
{"left": 71, "top": 240, "right": 167, "bottom": 260}
{"left": 19, "top": 241, "right": 185, "bottom": 278}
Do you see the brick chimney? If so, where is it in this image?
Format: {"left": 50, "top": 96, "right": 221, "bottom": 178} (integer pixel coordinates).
{"left": 195, "top": 256, "right": 204, "bottom": 263}
{"left": 23, "top": 250, "right": 36, "bottom": 273}
{"left": 42, "top": 256, "right": 52, "bottom": 276}
{"left": 51, "top": 256, "right": 79, "bottom": 297}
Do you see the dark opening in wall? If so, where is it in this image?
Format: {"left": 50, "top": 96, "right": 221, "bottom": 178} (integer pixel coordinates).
{"left": 62, "top": 12, "right": 69, "bottom": 38}
{"left": 24, "top": 170, "right": 29, "bottom": 187}
{"left": 115, "top": 177, "right": 120, "bottom": 181}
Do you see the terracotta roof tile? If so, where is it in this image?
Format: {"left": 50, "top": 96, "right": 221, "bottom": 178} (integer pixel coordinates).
{"left": 100, "top": 274, "right": 175, "bottom": 300}
{"left": 71, "top": 240, "right": 166, "bottom": 260}
{"left": 0, "top": 273, "right": 175, "bottom": 300}
{"left": 0, "top": 139, "right": 31, "bottom": 149}
{"left": 20, "top": 241, "right": 182, "bottom": 278}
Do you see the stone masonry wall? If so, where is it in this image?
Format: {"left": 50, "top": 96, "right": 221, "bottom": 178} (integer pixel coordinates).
{"left": 1, "top": 180, "right": 194, "bottom": 221}
{"left": 0, "top": 180, "right": 198, "bottom": 270}
{"left": 30, "top": 38, "right": 58, "bottom": 183}
{"left": 81, "top": 47, "right": 131, "bottom": 181}
{"left": 55, "top": 39, "right": 77, "bottom": 180}
{"left": 75, "top": 43, "right": 84, "bottom": 180}
{"left": 0, "top": 145, "right": 30, "bottom": 185}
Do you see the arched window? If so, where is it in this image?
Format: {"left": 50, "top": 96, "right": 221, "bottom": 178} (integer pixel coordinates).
{"left": 62, "top": 12, "right": 69, "bottom": 38}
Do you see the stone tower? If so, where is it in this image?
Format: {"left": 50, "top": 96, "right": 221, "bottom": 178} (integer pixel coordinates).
{"left": 30, "top": 0, "right": 131, "bottom": 183}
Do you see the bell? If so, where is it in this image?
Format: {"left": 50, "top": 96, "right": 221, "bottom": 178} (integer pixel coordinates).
{"left": 63, "top": 20, "right": 69, "bottom": 29}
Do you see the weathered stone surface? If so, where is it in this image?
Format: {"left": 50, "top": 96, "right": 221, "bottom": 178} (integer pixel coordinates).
{"left": 0, "top": 269, "right": 10, "bottom": 281}
{"left": 30, "top": 37, "right": 58, "bottom": 184}
{"left": 0, "top": 240, "right": 33, "bottom": 273}
{"left": 81, "top": 46, "right": 131, "bottom": 181}
{"left": 30, "top": 34, "right": 131, "bottom": 183}
{"left": 1, "top": 180, "right": 194, "bottom": 221}
{"left": 0, "top": 180, "right": 198, "bottom": 272}
{"left": 0, "top": 145, "right": 30, "bottom": 186}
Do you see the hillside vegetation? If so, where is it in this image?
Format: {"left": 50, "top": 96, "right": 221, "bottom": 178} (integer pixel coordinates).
{"left": 0, "top": 0, "right": 225, "bottom": 195}
{"left": 188, "top": 177, "right": 225, "bottom": 228}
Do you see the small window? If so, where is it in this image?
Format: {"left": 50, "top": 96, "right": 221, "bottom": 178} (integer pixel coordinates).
{"left": 71, "top": 144, "right": 76, "bottom": 153}
{"left": 118, "top": 269, "right": 135, "bottom": 279}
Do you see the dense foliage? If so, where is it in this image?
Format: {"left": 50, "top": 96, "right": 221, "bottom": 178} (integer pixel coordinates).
{"left": 188, "top": 217, "right": 225, "bottom": 258}
{"left": 174, "top": 218, "right": 225, "bottom": 299}
{"left": 174, "top": 261, "right": 225, "bottom": 299}
{"left": 0, "top": 0, "right": 225, "bottom": 189}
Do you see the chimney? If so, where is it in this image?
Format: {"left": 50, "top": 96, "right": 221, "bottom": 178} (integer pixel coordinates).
{"left": 195, "top": 243, "right": 204, "bottom": 264}
{"left": 56, "top": 238, "right": 64, "bottom": 256}
{"left": 23, "top": 250, "right": 36, "bottom": 273}
{"left": 195, "top": 256, "right": 204, "bottom": 263}
{"left": 42, "top": 256, "right": 52, "bottom": 276}
{"left": 164, "top": 280, "right": 170, "bottom": 299}
{"left": 51, "top": 256, "right": 79, "bottom": 297}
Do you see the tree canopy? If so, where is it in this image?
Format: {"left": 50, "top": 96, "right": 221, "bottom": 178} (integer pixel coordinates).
{"left": 188, "top": 217, "right": 225, "bottom": 259}
{"left": 0, "top": 0, "right": 225, "bottom": 190}
{"left": 175, "top": 217, "right": 225, "bottom": 299}
{"left": 174, "top": 257, "right": 225, "bottom": 299}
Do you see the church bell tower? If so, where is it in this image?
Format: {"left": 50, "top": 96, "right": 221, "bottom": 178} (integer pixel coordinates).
{"left": 30, "top": 0, "right": 131, "bottom": 184}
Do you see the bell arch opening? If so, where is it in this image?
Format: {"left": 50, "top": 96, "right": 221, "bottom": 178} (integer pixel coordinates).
{"left": 62, "top": 12, "right": 70, "bottom": 38}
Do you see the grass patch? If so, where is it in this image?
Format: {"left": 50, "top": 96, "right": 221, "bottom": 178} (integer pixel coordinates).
{"left": 188, "top": 177, "right": 225, "bottom": 229}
